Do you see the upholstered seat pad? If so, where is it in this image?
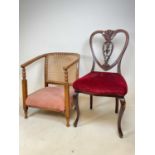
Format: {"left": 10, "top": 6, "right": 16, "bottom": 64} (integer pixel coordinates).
{"left": 26, "top": 87, "right": 74, "bottom": 112}
{"left": 73, "top": 71, "right": 128, "bottom": 97}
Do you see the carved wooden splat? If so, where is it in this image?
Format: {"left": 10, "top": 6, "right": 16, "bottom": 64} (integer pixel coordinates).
{"left": 102, "top": 30, "right": 114, "bottom": 65}
{"left": 102, "top": 41, "right": 113, "bottom": 65}
{"left": 89, "top": 29, "right": 129, "bottom": 73}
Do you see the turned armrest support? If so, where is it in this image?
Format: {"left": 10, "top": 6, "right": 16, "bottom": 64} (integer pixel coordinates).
{"left": 63, "top": 59, "right": 79, "bottom": 124}
{"left": 63, "top": 68, "right": 69, "bottom": 83}
{"left": 63, "top": 69, "right": 70, "bottom": 124}
{"left": 21, "top": 67, "right": 28, "bottom": 107}
{"left": 21, "top": 54, "right": 46, "bottom": 68}
{"left": 63, "top": 57, "right": 80, "bottom": 85}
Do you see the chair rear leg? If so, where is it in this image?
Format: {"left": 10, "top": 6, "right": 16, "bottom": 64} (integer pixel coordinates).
{"left": 66, "top": 116, "right": 70, "bottom": 127}
{"left": 117, "top": 98, "right": 126, "bottom": 138}
{"left": 24, "top": 106, "right": 28, "bottom": 119}
{"left": 90, "top": 95, "right": 93, "bottom": 110}
{"left": 74, "top": 93, "right": 80, "bottom": 127}
{"left": 115, "top": 97, "right": 119, "bottom": 113}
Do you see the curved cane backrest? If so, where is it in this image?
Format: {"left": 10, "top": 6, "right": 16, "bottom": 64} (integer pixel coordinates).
{"left": 45, "top": 53, "right": 79, "bottom": 84}
{"left": 90, "top": 29, "right": 129, "bottom": 74}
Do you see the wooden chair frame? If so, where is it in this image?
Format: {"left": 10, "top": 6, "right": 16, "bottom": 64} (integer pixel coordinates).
{"left": 73, "top": 29, "right": 129, "bottom": 138}
{"left": 21, "top": 52, "right": 80, "bottom": 127}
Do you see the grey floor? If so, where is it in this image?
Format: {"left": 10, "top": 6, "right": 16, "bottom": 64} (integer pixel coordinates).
{"left": 19, "top": 95, "right": 135, "bottom": 155}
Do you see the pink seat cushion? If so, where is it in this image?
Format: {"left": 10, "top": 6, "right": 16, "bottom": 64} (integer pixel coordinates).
{"left": 73, "top": 71, "right": 128, "bottom": 97}
{"left": 26, "top": 87, "right": 74, "bottom": 112}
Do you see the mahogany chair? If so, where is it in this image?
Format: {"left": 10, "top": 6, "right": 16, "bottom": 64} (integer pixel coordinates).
{"left": 21, "top": 52, "right": 80, "bottom": 127}
{"left": 73, "top": 29, "right": 129, "bottom": 138}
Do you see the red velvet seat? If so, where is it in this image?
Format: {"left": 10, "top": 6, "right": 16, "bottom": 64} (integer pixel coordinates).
{"left": 73, "top": 71, "right": 127, "bottom": 97}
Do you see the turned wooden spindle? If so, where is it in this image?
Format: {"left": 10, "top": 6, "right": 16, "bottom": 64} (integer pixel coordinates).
{"left": 64, "top": 69, "right": 70, "bottom": 127}
{"left": 22, "top": 67, "right": 28, "bottom": 118}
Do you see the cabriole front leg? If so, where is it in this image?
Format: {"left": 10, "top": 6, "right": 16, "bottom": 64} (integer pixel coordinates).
{"left": 117, "top": 98, "right": 126, "bottom": 138}
{"left": 22, "top": 67, "right": 28, "bottom": 119}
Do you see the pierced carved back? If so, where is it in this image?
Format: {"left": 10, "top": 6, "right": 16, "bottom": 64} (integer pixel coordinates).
{"left": 90, "top": 29, "right": 129, "bottom": 73}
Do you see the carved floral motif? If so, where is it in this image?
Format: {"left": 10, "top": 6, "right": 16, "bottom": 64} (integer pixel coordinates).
{"left": 102, "top": 30, "right": 114, "bottom": 42}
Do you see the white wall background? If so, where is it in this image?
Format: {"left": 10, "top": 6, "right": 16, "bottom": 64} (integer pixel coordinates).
{"left": 19, "top": 0, "right": 135, "bottom": 102}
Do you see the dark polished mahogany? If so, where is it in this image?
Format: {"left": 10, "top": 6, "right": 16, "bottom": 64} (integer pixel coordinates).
{"left": 73, "top": 29, "right": 129, "bottom": 138}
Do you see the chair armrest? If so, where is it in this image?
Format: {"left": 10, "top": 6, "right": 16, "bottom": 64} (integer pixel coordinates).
{"left": 21, "top": 54, "right": 46, "bottom": 104}
{"left": 21, "top": 54, "right": 46, "bottom": 68}
{"left": 63, "top": 57, "right": 80, "bottom": 70}
{"left": 63, "top": 57, "right": 80, "bottom": 84}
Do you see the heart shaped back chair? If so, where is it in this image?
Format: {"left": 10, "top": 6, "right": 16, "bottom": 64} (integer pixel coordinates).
{"left": 73, "top": 29, "right": 129, "bottom": 138}
{"left": 21, "top": 52, "right": 80, "bottom": 127}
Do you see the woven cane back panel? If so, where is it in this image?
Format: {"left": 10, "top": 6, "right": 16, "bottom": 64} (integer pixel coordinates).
{"left": 46, "top": 53, "right": 79, "bottom": 84}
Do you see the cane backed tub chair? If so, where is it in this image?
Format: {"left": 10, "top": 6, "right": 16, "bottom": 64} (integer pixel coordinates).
{"left": 21, "top": 52, "right": 80, "bottom": 127}
{"left": 73, "top": 29, "right": 129, "bottom": 138}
